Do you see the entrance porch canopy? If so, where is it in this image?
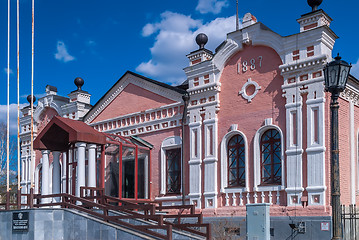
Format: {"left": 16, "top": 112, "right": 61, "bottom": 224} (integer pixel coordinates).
{"left": 33, "top": 116, "right": 153, "bottom": 200}
{"left": 34, "top": 116, "right": 107, "bottom": 151}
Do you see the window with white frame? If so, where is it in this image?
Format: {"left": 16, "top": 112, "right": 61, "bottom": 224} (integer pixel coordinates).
{"left": 160, "top": 136, "right": 182, "bottom": 195}
{"left": 253, "top": 121, "right": 285, "bottom": 192}
{"left": 220, "top": 129, "right": 249, "bottom": 192}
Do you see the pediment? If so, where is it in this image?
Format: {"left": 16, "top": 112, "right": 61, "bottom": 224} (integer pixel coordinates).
{"left": 84, "top": 71, "right": 185, "bottom": 124}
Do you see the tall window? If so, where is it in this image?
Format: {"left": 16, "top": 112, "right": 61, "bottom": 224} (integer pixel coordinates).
{"left": 166, "top": 148, "right": 181, "bottom": 194}
{"left": 228, "top": 135, "right": 245, "bottom": 187}
{"left": 260, "top": 129, "right": 281, "bottom": 185}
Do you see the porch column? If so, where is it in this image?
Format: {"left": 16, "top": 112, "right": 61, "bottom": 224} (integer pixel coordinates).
{"left": 87, "top": 144, "right": 96, "bottom": 188}
{"left": 76, "top": 142, "right": 86, "bottom": 198}
{"left": 62, "top": 151, "right": 67, "bottom": 193}
{"left": 41, "top": 150, "right": 50, "bottom": 203}
{"left": 52, "top": 151, "right": 61, "bottom": 203}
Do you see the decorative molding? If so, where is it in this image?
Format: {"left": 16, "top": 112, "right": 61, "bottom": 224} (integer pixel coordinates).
{"left": 90, "top": 103, "right": 183, "bottom": 137}
{"left": 280, "top": 54, "right": 327, "bottom": 74}
{"left": 85, "top": 74, "right": 183, "bottom": 124}
{"left": 239, "top": 78, "right": 261, "bottom": 102}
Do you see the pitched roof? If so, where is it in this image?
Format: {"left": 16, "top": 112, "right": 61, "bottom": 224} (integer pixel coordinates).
{"left": 34, "top": 116, "right": 106, "bottom": 151}
{"left": 83, "top": 71, "right": 187, "bottom": 123}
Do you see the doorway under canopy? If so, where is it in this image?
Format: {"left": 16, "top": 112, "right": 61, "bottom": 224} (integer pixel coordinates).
{"left": 104, "top": 134, "right": 152, "bottom": 200}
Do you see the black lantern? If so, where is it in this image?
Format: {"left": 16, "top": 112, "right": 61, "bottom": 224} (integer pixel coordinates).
{"left": 324, "top": 54, "right": 352, "bottom": 94}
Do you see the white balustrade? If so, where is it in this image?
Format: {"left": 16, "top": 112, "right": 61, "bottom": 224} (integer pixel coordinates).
{"left": 222, "top": 190, "right": 283, "bottom": 207}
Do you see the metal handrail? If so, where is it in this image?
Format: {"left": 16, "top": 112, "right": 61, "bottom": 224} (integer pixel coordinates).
{"left": 0, "top": 189, "right": 211, "bottom": 240}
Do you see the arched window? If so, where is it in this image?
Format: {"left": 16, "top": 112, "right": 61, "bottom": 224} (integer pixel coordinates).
{"left": 260, "top": 129, "right": 281, "bottom": 185}
{"left": 228, "top": 135, "right": 245, "bottom": 187}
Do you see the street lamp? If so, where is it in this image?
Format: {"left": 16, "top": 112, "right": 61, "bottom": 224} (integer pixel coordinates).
{"left": 323, "top": 54, "right": 352, "bottom": 240}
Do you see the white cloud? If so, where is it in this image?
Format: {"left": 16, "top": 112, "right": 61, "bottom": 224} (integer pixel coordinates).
{"left": 86, "top": 40, "right": 96, "bottom": 46}
{"left": 196, "top": 0, "right": 229, "bottom": 14}
{"left": 3, "top": 68, "right": 13, "bottom": 75}
{"left": 137, "top": 12, "right": 237, "bottom": 85}
{"left": 20, "top": 93, "right": 46, "bottom": 100}
{"left": 0, "top": 103, "right": 27, "bottom": 135}
{"left": 55, "top": 41, "right": 75, "bottom": 63}
{"left": 351, "top": 58, "right": 359, "bottom": 79}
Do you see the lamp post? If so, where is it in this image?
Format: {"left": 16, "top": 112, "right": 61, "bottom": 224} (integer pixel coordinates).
{"left": 323, "top": 54, "right": 351, "bottom": 240}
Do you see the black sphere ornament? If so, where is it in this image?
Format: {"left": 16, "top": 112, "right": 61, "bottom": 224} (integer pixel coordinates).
{"left": 27, "top": 95, "right": 36, "bottom": 104}
{"left": 307, "top": 0, "right": 323, "bottom": 11}
{"left": 74, "top": 77, "right": 84, "bottom": 91}
{"left": 196, "top": 33, "right": 208, "bottom": 49}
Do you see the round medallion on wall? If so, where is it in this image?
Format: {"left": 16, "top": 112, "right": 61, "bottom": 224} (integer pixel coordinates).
{"left": 239, "top": 78, "right": 261, "bottom": 102}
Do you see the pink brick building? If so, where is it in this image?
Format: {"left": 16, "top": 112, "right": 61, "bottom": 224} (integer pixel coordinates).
{"left": 19, "top": 5, "right": 358, "bottom": 238}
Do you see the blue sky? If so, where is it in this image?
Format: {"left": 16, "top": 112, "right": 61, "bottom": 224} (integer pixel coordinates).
{"left": 0, "top": 0, "right": 359, "bottom": 133}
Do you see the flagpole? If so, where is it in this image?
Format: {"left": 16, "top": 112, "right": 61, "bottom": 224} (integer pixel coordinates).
{"left": 17, "top": 0, "right": 21, "bottom": 191}
{"left": 236, "top": 0, "right": 239, "bottom": 31}
{"left": 30, "top": 0, "right": 35, "bottom": 190}
{"left": 6, "top": 0, "right": 11, "bottom": 193}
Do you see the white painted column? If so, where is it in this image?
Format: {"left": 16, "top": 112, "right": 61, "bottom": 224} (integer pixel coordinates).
{"left": 62, "top": 152, "right": 67, "bottom": 193}
{"left": 188, "top": 109, "right": 202, "bottom": 208}
{"left": 203, "top": 106, "right": 218, "bottom": 208}
{"left": 87, "top": 144, "right": 97, "bottom": 188}
{"left": 21, "top": 155, "right": 27, "bottom": 204}
{"left": 68, "top": 149, "right": 73, "bottom": 194}
{"left": 41, "top": 150, "right": 50, "bottom": 203}
{"left": 52, "top": 151, "right": 61, "bottom": 203}
{"left": 350, "top": 100, "right": 355, "bottom": 204}
{"left": 76, "top": 142, "right": 86, "bottom": 198}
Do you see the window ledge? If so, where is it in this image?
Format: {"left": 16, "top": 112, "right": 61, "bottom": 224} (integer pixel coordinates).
{"left": 155, "top": 195, "right": 187, "bottom": 201}
{"left": 222, "top": 187, "right": 248, "bottom": 193}
{"left": 254, "top": 185, "right": 284, "bottom": 192}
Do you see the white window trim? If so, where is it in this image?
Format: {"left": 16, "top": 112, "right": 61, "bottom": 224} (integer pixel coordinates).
{"left": 160, "top": 136, "right": 182, "bottom": 195}
{"left": 220, "top": 130, "right": 249, "bottom": 193}
{"left": 253, "top": 123, "right": 285, "bottom": 192}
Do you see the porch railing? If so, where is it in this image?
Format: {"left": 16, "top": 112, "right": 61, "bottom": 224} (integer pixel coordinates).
{"left": 0, "top": 188, "right": 211, "bottom": 240}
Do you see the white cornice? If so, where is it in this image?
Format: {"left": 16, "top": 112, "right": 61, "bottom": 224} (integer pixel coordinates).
{"left": 279, "top": 54, "right": 327, "bottom": 74}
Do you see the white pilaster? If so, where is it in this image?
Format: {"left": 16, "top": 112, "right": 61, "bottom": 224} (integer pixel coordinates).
{"left": 87, "top": 144, "right": 97, "bottom": 188}
{"left": 52, "top": 151, "right": 61, "bottom": 203}
{"left": 188, "top": 109, "right": 202, "bottom": 208}
{"left": 350, "top": 100, "right": 355, "bottom": 204}
{"left": 76, "top": 142, "right": 87, "bottom": 198}
{"left": 203, "top": 106, "right": 218, "bottom": 208}
{"left": 41, "top": 150, "right": 50, "bottom": 203}
{"left": 284, "top": 87, "right": 304, "bottom": 206}
{"left": 306, "top": 82, "right": 326, "bottom": 206}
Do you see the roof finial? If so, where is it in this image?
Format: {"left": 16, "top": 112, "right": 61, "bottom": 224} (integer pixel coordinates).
{"left": 27, "top": 95, "right": 36, "bottom": 104}
{"left": 74, "top": 77, "right": 84, "bottom": 91}
{"left": 307, "top": 0, "right": 323, "bottom": 11}
{"left": 195, "top": 33, "right": 208, "bottom": 49}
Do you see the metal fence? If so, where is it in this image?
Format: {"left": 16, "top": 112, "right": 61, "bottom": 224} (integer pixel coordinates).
{"left": 342, "top": 204, "right": 359, "bottom": 240}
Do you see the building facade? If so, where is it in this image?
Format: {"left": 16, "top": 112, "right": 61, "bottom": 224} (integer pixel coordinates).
{"left": 20, "top": 6, "right": 359, "bottom": 226}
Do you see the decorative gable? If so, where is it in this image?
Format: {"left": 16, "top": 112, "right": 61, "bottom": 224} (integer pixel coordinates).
{"left": 84, "top": 71, "right": 185, "bottom": 124}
